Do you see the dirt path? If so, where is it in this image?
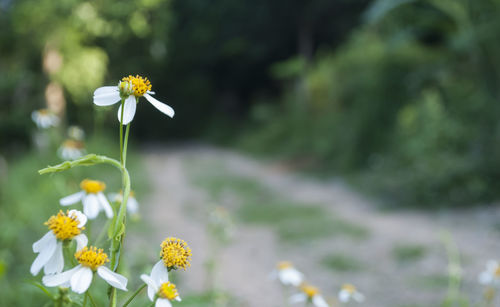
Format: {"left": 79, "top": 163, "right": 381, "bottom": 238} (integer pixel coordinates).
{"left": 140, "top": 145, "right": 500, "bottom": 307}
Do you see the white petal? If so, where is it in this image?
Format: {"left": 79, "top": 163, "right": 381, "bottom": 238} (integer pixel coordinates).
{"left": 97, "top": 192, "right": 114, "bottom": 218}
{"left": 144, "top": 93, "right": 175, "bottom": 118}
{"left": 83, "top": 194, "right": 100, "bottom": 219}
{"left": 43, "top": 265, "right": 81, "bottom": 287}
{"left": 289, "top": 293, "right": 306, "bottom": 304}
{"left": 127, "top": 197, "right": 139, "bottom": 214}
{"left": 94, "top": 91, "right": 121, "bottom": 106}
{"left": 33, "top": 231, "right": 55, "bottom": 253}
{"left": 117, "top": 96, "right": 136, "bottom": 125}
{"left": 156, "top": 298, "right": 172, "bottom": 307}
{"left": 69, "top": 209, "right": 87, "bottom": 228}
{"left": 74, "top": 234, "right": 88, "bottom": 251}
{"left": 353, "top": 292, "right": 365, "bottom": 302}
{"left": 338, "top": 290, "right": 350, "bottom": 303}
{"left": 280, "top": 268, "right": 303, "bottom": 286}
{"left": 30, "top": 235, "right": 58, "bottom": 275}
{"left": 94, "top": 86, "right": 118, "bottom": 96}
{"left": 175, "top": 296, "right": 181, "bottom": 302}
{"left": 44, "top": 241, "right": 64, "bottom": 275}
{"left": 479, "top": 271, "right": 493, "bottom": 285}
{"left": 70, "top": 266, "right": 93, "bottom": 294}
{"left": 141, "top": 274, "right": 158, "bottom": 301}
{"left": 486, "top": 260, "right": 498, "bottom": 272}
{"left": 312, "top": 295, "right": 329, "bottom": 307}
{"left": 60, "top": 191, "right": 85, "bottom": 206}
{"left": 151, "top": 260, "right": 169, "bottom": 284}
{"left": 97, "top": 266, "right": 128, "bottom": 291}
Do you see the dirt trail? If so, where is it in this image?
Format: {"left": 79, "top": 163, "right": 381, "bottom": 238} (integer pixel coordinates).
{"left": 140, "top": 145, "right": 500, "bottom": 307}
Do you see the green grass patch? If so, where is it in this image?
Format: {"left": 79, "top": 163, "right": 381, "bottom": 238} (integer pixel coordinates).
{"left": 410, "top": 273, "right": 449, "bottom": 290}
{"left": 321, "top": 253, "right": 364, "bottom": 271}
{"left": 392, "top": 243, "right": 427, "bottom": 262}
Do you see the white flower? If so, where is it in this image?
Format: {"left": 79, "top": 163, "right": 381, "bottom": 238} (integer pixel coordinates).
{"left": 42, "top": 246, "right": 127, "bottom": 294}
{"left": 31, "top": 109, "right": 60, "bottom": 129}
{"left": 93, "top": 75, "right": 174, "bottom": 125}
{"left": 57, "top": 139, "right": 86, "bottom": 160}
{"left": 270, "top": 261, "right": 303, "bottom": 287}
{"left": 141, "top": 261, "right": 182, "bottom": 307}
{"left": 290, "top": 284, "right": 329, "bottom": 307}
{"left": 338, "top": 284, "right": 365, "bottom": 303}
{"left": 67, "top": 126, "right": 85, "bottom": 141}
{"left": 59, "top": 179, "right": 113, "bottom": 219}
{"left": 109, "top": 190, "right": 139, "bottom": 215}
{"left": 31, "top": 210, "right": 87, "bottom": 276}
{"left": 479, "top": 260, "right": 500, "bottom": 285}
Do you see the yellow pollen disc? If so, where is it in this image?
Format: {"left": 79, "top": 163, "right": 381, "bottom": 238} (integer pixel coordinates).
{"left": 45, "top": 210, "right": 82, "bottom": 240}
{"left": 277, "top": 261, "right": 293, "bottom": 270}
{"left": 39, "top": 109, "right": 49, "bottom": 115}
{"left": 80, "top": 179, "right": 106, "bottom": 194}
{"left": 121, "top": 75, "right": 152, "bottom": 97}
{"left": 494, "top": 267, "right": 500, "bottom": 277}
{"left": 63, "top": 139, "right": 84, "bottom": 149}
{"left": 342, "top": 283, "right": 356, "bottom": 293}
{"left": 158, "top": 282, "right": 179, "bottom": 300}
{"left": 160, "top": 237, "right": 192, "bottom": 270}
{"left": 75, "top": 246, "right": 109, "bottom": 270}
{"left": 300, "top": 284, "right": 319, "bottom": 298}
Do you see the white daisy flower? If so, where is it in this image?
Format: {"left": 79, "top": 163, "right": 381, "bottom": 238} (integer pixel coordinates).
{"left": 31, "top": 109, "right": 60, "bottom": 129}
{"left": 270, "top": 261, "right": 304, "bottom": 287}
{"left": 290, "top": 284, "right": 329, "bottom": 307}
{"left": 31, "top": 210, "right": 87, "bottom": 276}
{"left": 67, "top": 125, "right": 85, "bottom": 141}
{"left": 141, "top": 261, "right": 182, "bottom": 307}
{"left": 59, "top": 179, "right": 113, "bottom": 219}
{"left": 109, "top": 190, "right": 139, "bottom": 215}
{"left": 42, "top": 246, "right": 128, "bottom": 294}
{"left": 93, "top": 74, "right": 174, "bottom": 125}
{"left": 479, "top": 260, "right": 500, "bottom": 285}
{"left": 338, "top": 283, "right": 365, "bottom": 303}
{"left": 57, "top": 139, "right": 86, "bottom": 160}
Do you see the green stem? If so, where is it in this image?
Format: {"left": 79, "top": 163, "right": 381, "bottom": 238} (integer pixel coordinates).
{"left": 87, "top": 292, "right": 98, "bottom": 307}
{"left": 123, "top": 123, "right": 130, "bottom": 167}
{"left": 83, "top": 293, "right": 88, "bottom": 307}
{"left": 119, "top": 98, "right": 125, "bottom": 164}
{"left": 122, "top": 284, "right": 146, "bottom": 307}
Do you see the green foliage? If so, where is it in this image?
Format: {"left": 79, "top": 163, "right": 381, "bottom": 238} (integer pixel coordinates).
{"left": 392, "top": 243, "right": 427, "bottom": 262}
{"left": 321, "top": 253, "right": 364, "bottom": 271}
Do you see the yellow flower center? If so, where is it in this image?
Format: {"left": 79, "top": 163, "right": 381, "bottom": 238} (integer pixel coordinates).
{"left": 63, "top": 139, "right": 84, "bottom": 149}
{"left": 300, "top": 284, "right": 319, "bottom": 298}
{"left": 121, "top": 75, "right": 152, "bottom": 97}
{"left": 277, "top": 261, "right": 293, "bottom": 270}
{"left": 80, "top": 179, "right": 106, "bottom": 194}
{"left": 158, "top": 282, "right": 179, "bottom": 300}
{"left": 75, "top": 246, "right": 109, "bottom": 270}
{"left": 342, "top": 283, "right": 356, "bottom": 294}
{"left": 494, "top": 267, "right": 500, "bottom": 277}
{"left": 39, "top": 109, "right": 49, "bottom": 115}
{"left": 160, "top": 237, "right": 192, "bottom": 270}
{"left": 45, "top": 210, "right": 83, "bottom": 240}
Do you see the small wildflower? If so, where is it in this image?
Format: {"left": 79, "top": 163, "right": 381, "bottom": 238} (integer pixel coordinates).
{"left": 479, "top": 260, "right": 500, "bottom": 285}
{"left": 290, "top": 283, "right": 329, "bottom": 307}
{"left": 93, "top": 74, "right": 174, "bottom": 125}
{"left": 141, "top": 263, "right": 182, "bottom": 307}
{"left": 31, "top": 109, "right": 60, "bottom": 129}
{"left": 59, "top": 179, "right": 113, "bottom": 219}
{"left": 67, "top": 125, "right": 85, "bottom": 141}
{"left": 160, "top": 237, "right": 192, "bottom": 271}
{"left": 42, "top": 246, "right": 128, "bottom": 294}
{"left": 338, "top": 283, "right": 365, "bottom": 303}
{"left": 57, "top": 139, "right": 86, "bottom": 160}
{"left": 109, "top": 190, "right": 139, "bottom": 215}
{"left": 270, "top": 261, "right": 303, "bottom": 287}
{"left": 31, "top": 210, "right": 87, "bottom": 276}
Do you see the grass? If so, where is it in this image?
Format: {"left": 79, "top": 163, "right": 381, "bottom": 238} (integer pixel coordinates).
{"left": 189, "top": 161, "right": 369, "bottom": 242}
{"left": 392, "top": 243, "right": 427, "bottom": 262}
{"left": 410, "top": 273, "right": 449, "bottom": 290}
{"left": 321, "top": 253, "right": 364, "bottom": 271}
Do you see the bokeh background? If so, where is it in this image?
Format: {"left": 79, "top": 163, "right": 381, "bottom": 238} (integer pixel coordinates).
{"left": 2, "top": 0, "right": 500, "bottom": 306}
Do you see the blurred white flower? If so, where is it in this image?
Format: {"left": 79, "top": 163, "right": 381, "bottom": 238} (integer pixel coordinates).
{"left": 290, "top": 284, "right": 329, "bottom": 307}
{"left": 57, "top": 139, "right": 86, "bottom": 160}
{"left": 31, "top": 210, "right": 87, "bottom": 276}
{"left": 141, "top": 261, "right": 182, "bottom": 307}
{"left": 270, "top": 261, "right": 303, "bottom": 287}
{"left": 43, "top": 246, "right": 127, "bottom": 294}
{"left": 31, "top": 109, "right": 59, "bottom": 129}
{"left": 67, "top": 125, "right": 85, "bottom": 141}
{"left": 109, "top": 190, "right": 139, "bottom": 215}
{"left": 59, "top": 179, "right": 113, "bottom": 219}
{"left": 93, "top": 75, "right": 174, "bottom": 125}
{"left": 479, "top": 260, "right": 500, "bottom": 285}
{"left": 338, "top": 283, "right": 365, "bottom": 303}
